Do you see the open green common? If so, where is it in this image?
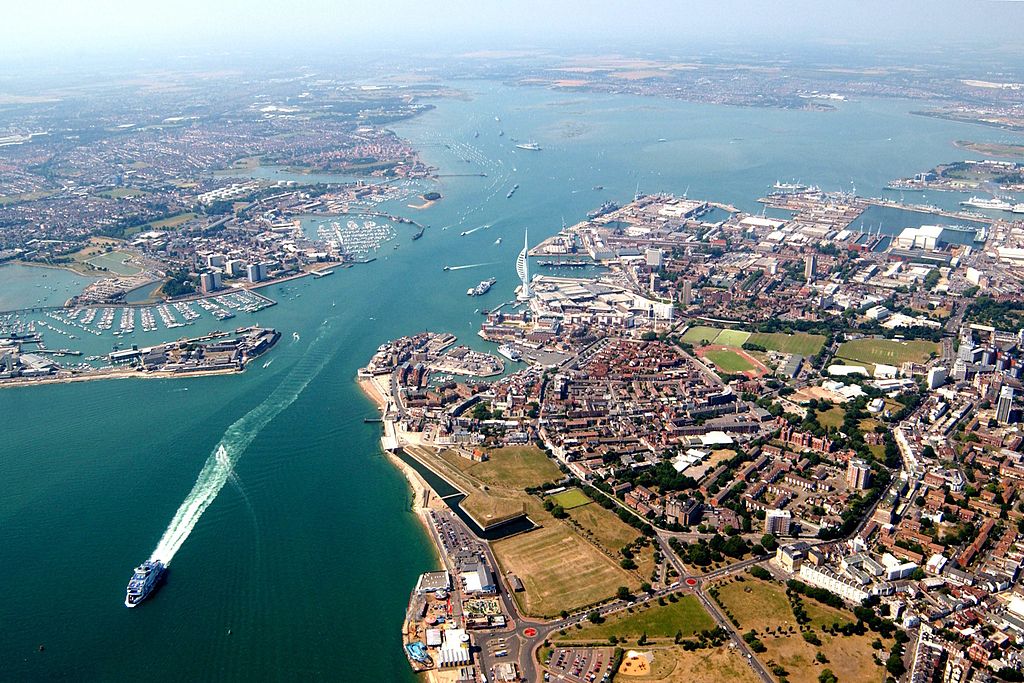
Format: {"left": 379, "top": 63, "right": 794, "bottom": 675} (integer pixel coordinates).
{"left": 748, "top": 331, "right": 825, "bottom": 355}
{"left": 836, "top": 338, "right": 939, "bottom": 366}
{"left": 559, "top": 594, "right": 715, "bottom": 642}
{"left": 682, "top": 325, "right": 824, "bottom": 356}
{"left": 681, "top": 325, "right": 724, "bottom": 344}
{"left": 548, "top": 487, "right": 591, "bottom": 510}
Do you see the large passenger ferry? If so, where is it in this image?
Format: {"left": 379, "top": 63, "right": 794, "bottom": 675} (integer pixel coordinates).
{"left": 960, "top": 196, "right": 1013, "bottom": 212}
{"left": 467, "top": 278, "right": 496, "bottom": 296}
{"left": 497, "top": 344, "right": 522, "bottom": 362}
{"left": 125, "top": 560, "right": 166, "bottom": 608}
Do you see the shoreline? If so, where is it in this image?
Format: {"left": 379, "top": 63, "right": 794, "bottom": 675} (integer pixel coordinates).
{"left": 8, "top": 259, "right": 102, "bottom": 279}
{"left": 356, "top": 375, "right": 442, "bottom": 553}
{"left": 357, "top": 374, "right": 446, "bottom": 683}
{"left": 0, "top": 364, "right": 249, "bottom": 391}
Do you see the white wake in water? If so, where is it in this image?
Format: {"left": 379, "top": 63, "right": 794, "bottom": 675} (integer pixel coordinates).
{"left": 445, "top": 262, "right": 495, "bottom": 271}
{"left": 459, "top": 223, "right": 492, "bottom": 236}
{"left": 149, "top": 346, "right": 329, "bottom": 565}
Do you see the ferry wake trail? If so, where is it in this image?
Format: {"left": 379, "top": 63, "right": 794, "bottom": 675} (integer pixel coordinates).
{"left": 444, "top": 262, "right": 495, "bottom": 271}
{"left": 149, "top": 336, "right": 331, "bottom": 566}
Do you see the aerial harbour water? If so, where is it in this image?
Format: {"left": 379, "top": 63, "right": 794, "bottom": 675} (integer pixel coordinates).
{"left": 1, "top": 81, "right": 1023, "bottom": 681}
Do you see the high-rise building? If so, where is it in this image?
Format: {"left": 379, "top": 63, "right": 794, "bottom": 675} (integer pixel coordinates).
{"left": 680, "top": 280, "right": 692, "bottom": 306}
{"left": 927, "top": 366, "right": 947, "bottom": 390}
{"left": 957, "top": 339, "right": 975, "bottom": 362}
{"left": 645, "top": 247, "right": 663, "bottom": 269}
{"left": 516, "top": 229, "right": 531, "bottom": 301}
{"left": 246, "top": 263, "right": 266, "bottom": 283}
{"left": 952, "top": 358, "right": 968, "bottom": 382}
{"left": 765, "top": 509, "right": 791, "bottom": 536}
{"left": 200, "top": 272, "right": 222, "bottom": 293}
{"left": 805, "top": 253, "right": 817, "bottom": 283}
{"left": 997, "top": 385, "right": 1016, "bottom": 424}
{"left": 846, "top": 458, "right": 872, "bottom": 490}
{"left": 226, "top": 259, "right": 246, "bottom": 278}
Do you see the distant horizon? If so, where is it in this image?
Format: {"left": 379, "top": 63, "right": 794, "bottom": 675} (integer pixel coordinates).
{"left": 4, "top": 0, "right": 1024, "bottom": 69}
{"left": 1, "top": 42, "right": 1022, "bottom": 91}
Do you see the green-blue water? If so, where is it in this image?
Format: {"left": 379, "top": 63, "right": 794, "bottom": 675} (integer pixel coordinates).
{"left": 2, "top": 81, "right": 1023, "bottom": 681}
{"left": 0, "top": 263, "right": 95, "bottom": 312}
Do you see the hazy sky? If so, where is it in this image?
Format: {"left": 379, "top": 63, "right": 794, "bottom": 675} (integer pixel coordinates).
{"left": 4, "top": 0, "right": 1024, "bottom": 60}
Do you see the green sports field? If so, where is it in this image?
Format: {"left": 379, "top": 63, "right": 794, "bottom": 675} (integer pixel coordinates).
{"left": 682, "top": 325, "right": 823, "bottom": 356}
{"left": 748, "top": 331, "right": 826, "bottom": 355}
{"left": 704, "top": 348, "right": 756, "bottom": 373}
{"left": 715, "top": 329, "right": 752, "bottom": 347}
{"left": 836, "top": 338, "right": 939, "bottom": 366}
{"left": 681, "top": 325, "right": 724, "bottom": 344}
{"left": 548, "top": 487, "right": 591, "bottom": 510}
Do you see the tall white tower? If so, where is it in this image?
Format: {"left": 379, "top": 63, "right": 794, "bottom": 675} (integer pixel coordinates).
{"left": 516, "top": 229, "right": 531, "bottom": 301}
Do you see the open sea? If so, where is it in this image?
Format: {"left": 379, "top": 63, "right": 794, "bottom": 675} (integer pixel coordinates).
{"left": 1, "top": 80, "right": 1022, "bottom": 681}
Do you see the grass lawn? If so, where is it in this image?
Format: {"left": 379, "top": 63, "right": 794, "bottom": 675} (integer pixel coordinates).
{"left": 568, "top": 502, "right": 641, "bottom": 552}
{"left": 802, "top": 601, "right": 854, "bottom": 631}
{"left": 146, "top": 212, "right": 198, "bottom": 230}
{"left": 471, "top": 445, "right": 562, "bottom": 489}
{"left": 550, "top": 488, "right": 592, "bottom": 510}
{"left": 818, "top": 407, "right": 845, "bottom": 429}
{"left": 561, "top": 595, "right": 715, "bottom": 642}
{"left": 84, "top": 250, "right": 141, "bottom": 275}
{"left": 715, "top": 329, "right": 752, "bottom": 347}
{"left": 760, "top": 629, "right": 888, "bottom": 683}
{"left": 715, "top": 577, "right": 794, "bottom": 632}
{"left": 748, "top": 332, "right": 826, "bottom": 356}
{"left": 436, "top": 449, "right": 480, "bottom": 473}
{"left": 682, "top": 327, "right": 824, "bottom": 357}
{"left": 461, "top": 492, "right": 526, "bottom": 529}
{"left": 0, "top": 190, "right": 55, "bottom": 205}
{"left": 859, "top": 418, "right": 881, "bottom": 432}
{"left": 228, "top": 156, "right": 262, "bottom": 170}
{"left": 836, "top": 338, "right": 939, "bottom": 366}
{"left": 608, "top": 646, "right": 761, "bottom": 683}
{"left": 558, "top": 491, "right": 656, "bottom": 579}
{"left": 98, "top": 187, "right": 147, "bottom": 199}
{"left": 716, "top": 576, "right": 889, "bottom": 683}
{"left": 704, "top": 349, "right": 756, "bottom": 373}
{"left": 681, "top": 325, "right": 723, "bottom": 344}
{"left": 492, "top": 522, "right": 633, "bottom": 617}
